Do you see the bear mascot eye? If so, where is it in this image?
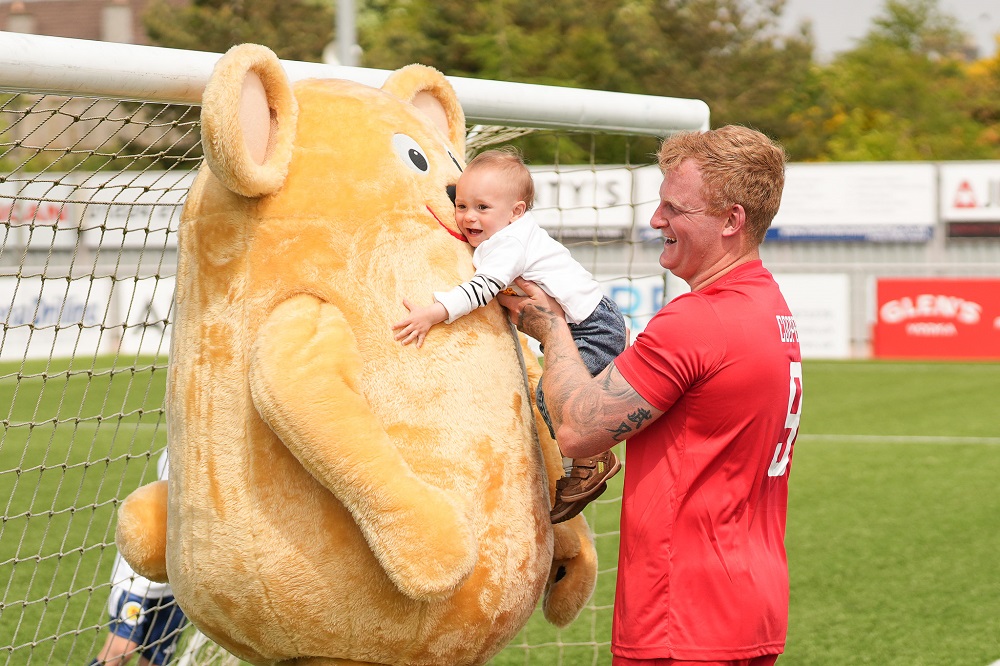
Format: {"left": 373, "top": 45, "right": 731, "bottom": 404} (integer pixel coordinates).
{"left": 392, "top": 133, "right": 430, "bottom": 173}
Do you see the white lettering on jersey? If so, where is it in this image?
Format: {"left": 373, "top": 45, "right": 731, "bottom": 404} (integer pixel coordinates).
{"left": 776, "top": 315, "right": 799, "bottom": 343}
{"left": 768, "top": 361, "right": 802, "bottom": 477}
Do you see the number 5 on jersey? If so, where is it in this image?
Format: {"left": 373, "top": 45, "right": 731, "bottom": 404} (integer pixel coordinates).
{"left": 768, "top": 361, "right": 802, "bottom": 477}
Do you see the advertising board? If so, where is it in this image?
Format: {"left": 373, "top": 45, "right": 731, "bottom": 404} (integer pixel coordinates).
{"left": 773, "top": 273, "right": 851, "bottom": 359}
{"left": 530, "top": 165, "right": 659, "bottom": 241}
{"left": 874, "top": 278, "right": 1000, "bottom": 359}
{"left": 769, "top": 163, "right": 936, "bottom": 242}
{"left": 0, "top": 275, "right": 175, "bottom": 360}
{"left": 598, "top": 272, "right": 851, "bottom": 359}
{"left": 939, "top": 162, "right": 1000, "bottom": 238}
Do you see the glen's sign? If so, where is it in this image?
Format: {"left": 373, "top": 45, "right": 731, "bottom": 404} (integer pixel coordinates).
{"left": 874, "top": 279, "right": 1000, "bottom": 359}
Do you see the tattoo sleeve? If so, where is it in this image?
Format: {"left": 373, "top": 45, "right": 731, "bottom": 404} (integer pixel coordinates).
{"left": 539, "top": 328, "right": 663, "bottom": 454}
{"left": 516, "top": 303, "right": 564, "bottom": 342}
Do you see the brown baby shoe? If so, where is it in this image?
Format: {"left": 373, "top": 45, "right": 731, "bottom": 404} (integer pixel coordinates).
{"left": 550, "top": 480, "right": 607, "bottom": 524}
{"left": 549, "top": 450, "right": 621, "bottom": 524}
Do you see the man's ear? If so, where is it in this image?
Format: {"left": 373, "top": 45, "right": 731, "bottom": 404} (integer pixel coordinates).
{"left": 721, "top": 204, "right": 746, "bottom": 237}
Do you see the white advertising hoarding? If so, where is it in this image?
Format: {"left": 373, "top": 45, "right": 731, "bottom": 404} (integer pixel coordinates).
{"left": 0, "top": 275, "right": 175, "bottom": 360}
{"left": 770, "top": 163, "right": 936, "bottom": 242}
{"left": 599, "top": 274, "right": 667, "bottom": 340}
{"left": 0, "top": 176, "right": 81, "bottom": 251}
{"left": 938, "top": 162, "right": 1000, "bottom": 237}
{"left": 600, "top": 272, "right": 850, "bottom": 359}
{"left": 79, "top": 170, "right": 192, "bottom": 250}
{"left": 1, "top": 170, "right": 192, "bottom": 253}
{"left": 530, "top": 165, "right": 660, "bottom": 239}
{"left": 0, "top": 276, "right": 112, "bottom": 360}
{"left": 940, "top": 162, "right": 1000, "bottom": 221}
{"left": 117, "top": 276, "right": 175, "bottom": 356}
{"left": 772, "top": 273, "right": 851, "bottom": 359}
{"left": 536, "top": 162, "right": 946, "bottom": 245}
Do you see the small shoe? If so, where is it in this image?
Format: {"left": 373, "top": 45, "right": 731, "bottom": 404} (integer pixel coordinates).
{"left": 557, "top": 451, "right": 621, "bottom": 503}
{"left": 550, "top": 481, "right": 607, "bottom": 524}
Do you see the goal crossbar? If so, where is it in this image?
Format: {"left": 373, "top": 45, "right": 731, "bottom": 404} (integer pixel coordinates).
{"left": 0, "top": 31, "right": 710, "bottom": 135}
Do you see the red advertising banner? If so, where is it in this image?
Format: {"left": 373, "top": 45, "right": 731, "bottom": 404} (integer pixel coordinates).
{"left": 874, "top": 278, "right": 1000, "bottom": 360}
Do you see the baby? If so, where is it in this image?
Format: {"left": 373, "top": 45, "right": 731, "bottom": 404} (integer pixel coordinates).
{"left": 392, "top": 147, "right": 626, "bottom": 523}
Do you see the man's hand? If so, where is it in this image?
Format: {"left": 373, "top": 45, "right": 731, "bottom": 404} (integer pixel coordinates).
{"left": 499, "top": 278, "right": 662, "bottom": 457}
{"left": 496, "top": 278, "right": 567, "bottom": 344}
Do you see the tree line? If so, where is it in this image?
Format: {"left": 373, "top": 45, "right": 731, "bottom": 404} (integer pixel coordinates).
{"left": 143, "top": 0, "right": 1000, "bottom": 162}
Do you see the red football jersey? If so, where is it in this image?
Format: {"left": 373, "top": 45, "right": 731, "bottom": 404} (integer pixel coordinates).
{"left": 612, "top": 260, "right": 802, "bottom": 661}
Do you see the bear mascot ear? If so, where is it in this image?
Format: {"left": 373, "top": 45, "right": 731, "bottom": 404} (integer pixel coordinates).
{"left": 381, "top": 64, "right": 466, "bottom": 159}
{"left": 200, "top": 43, "right": 299, "bottom": 198}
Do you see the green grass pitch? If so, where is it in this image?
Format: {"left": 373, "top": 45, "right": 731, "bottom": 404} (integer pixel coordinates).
{"left": 2, "top": 358, "right": 998, "bottom": 665}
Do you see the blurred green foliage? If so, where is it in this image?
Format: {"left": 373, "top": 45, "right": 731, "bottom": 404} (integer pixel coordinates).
{"left": 130, "top": 0, "right": 993, "bottom": 162}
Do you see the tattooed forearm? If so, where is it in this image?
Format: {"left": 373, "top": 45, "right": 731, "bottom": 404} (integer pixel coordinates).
{"left": 600, "top": 365, "right": 639, "bottom": 398}
{"left": 546, "top": 360, "right": 663, "bottom": 452}
{"left": 609, "top": 421, "right": 631, "bottom": 440}
{"left": 540, "top": 336, "right": 593, "bottom": 431}
{"left": 523, "top": 309, "right": 664, "bottom": 456}
{"left": 629, "top": 407, "right": 653, "bottom": 429}
{"left": 516, "top": 304, "right": 564, "bottom": 342}
{"left": 606, "top": 406, "right": 654, "bottom": 441}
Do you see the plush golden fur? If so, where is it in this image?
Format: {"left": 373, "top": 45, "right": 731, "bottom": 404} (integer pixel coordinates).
{"left": 116, "top": 480, "right": 168, "bottom": 582}
{"left": 115, "top": 44, "right": 597, "bottom": 666}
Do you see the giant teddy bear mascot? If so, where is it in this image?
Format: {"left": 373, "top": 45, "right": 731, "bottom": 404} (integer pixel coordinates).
{"left": 114, "top": 43, "right": 599, "bottom": 665}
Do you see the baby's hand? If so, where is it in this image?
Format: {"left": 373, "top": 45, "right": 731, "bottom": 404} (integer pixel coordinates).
{"left": 391, "top": 298, "right": 446, "bottom": 348}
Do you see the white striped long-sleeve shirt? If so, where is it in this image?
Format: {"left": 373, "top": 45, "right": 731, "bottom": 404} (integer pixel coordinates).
{"left": 433, "top": 212, "right": 602, "bottom": 324}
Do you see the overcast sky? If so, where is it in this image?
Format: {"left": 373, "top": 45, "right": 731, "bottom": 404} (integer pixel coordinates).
{"left": 779, "top": 0, "right": 999, "bottom": 59}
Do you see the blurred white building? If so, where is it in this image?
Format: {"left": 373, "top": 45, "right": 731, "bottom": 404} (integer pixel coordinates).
{"left": 0, "top": 0, "right": 187, "bottom": 45}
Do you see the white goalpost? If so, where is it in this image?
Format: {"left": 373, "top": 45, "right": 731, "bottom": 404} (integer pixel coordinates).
{"left": 0, "top": 32, "right": 709, "bottom": 133}
{"left": 0, "top": 31, "right": 709, "bottom": 665}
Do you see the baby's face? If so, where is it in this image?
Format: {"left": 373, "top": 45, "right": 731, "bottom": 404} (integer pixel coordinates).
{"left": 454, "top": 169, "right": 524, "bottom": 247}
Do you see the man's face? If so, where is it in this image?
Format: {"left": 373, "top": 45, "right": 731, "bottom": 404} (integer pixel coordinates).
{"left": 649, "top": 160, "right": 731, "bottom": 289}
{"left": 454, "top": 168, "right": 524, "bottom": 247}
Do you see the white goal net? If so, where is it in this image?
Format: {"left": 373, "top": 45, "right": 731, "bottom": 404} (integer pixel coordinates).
{"left": 0, "top": 31, "right": 709, "bottom": 665}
